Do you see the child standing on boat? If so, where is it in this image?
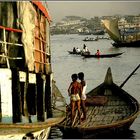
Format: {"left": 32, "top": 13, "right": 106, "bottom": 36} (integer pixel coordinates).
{"left": 78, "top": 72, "right": 87, "bottom": 121}
{"left": 68, "top": 74, "right": 82, "bottom": 125}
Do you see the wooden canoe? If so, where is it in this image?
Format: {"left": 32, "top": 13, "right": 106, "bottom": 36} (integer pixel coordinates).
{"left": 57, "top": 67, "right": 140, "bottom": 139}
{"left": 68, "top": 51, "right": 90, "bottom": 55}
{"left": 83, "top": 52, "right": 124, "bottom": 58}
{"left": 68, "top": 51, "right": 81, "bottom": 55}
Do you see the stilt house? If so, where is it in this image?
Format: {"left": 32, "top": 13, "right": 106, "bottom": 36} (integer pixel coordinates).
{"left": 0, "top": 1, "right": 53, "bottom": 124}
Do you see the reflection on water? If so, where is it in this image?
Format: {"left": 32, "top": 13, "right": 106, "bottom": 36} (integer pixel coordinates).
{"left": 62, "top": 129, "right": 136, "bottom": 139}
{"left": 51, "top": 34, "right": 140, "bottom": 139}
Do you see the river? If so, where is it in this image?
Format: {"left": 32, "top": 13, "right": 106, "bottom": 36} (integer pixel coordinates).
{"left": 50, "top": 34, "right": 140, "bottom": 139}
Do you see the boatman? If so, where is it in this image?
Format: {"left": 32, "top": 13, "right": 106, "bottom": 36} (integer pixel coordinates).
{"left": 82, "top": 44, "right": 90, "bottom": 55}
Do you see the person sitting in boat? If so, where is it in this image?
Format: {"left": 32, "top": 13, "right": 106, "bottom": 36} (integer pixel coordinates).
{"left": 76, "top": 47, "right": 81, "bottom": 53}
{"left": 73, "top": 47, "right": 76, "bottom": 53}
{"left": 95, "top": 49, "right": 100, "bottom": 56}
{"left": 82, "top": 44, "right": 90, "bottom": 55}
{"left": 78, "top": 72, "right": 87, "bottom": 121}
{"left": 68, "top": 74, "right": 82, "bottom": 125}
{"left": 84, "top": 37, "right": 89, "bottom": 41}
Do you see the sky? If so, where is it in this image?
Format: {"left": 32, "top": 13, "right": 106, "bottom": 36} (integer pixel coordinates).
{"left": 47, "top": 1, "right": 140, "bottom": 22}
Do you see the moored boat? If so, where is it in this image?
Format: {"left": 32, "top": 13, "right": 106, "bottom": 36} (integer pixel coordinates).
{"left": 82, "top": 52, "right": 124, "bottom": 58}
{"left": 102, "top": 19, "right": 140, "bottom": 47}
{"left": 57, "top": 67, "right": 140, "bottom": 139}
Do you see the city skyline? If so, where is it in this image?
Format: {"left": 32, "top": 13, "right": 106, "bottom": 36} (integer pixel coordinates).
{"left": 47, "top": 1, "right": 140, "bottom": 22}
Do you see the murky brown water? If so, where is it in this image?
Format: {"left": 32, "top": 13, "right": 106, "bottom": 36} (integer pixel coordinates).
{"left": 51, "top": 34, "right": 140, "bottom": 139}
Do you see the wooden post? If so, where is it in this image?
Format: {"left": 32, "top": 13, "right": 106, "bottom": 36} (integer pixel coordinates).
{"left": 120, "top": 64, "right": 140, "bottom": 88}
{"left": 45, "top": 74, "right": 52, "bottom": 118}
{"left": 36, "top": 73, "right": 45, "bottom": 121}
{"left": 11, "top": 68, "right": 22, "bottom": 123}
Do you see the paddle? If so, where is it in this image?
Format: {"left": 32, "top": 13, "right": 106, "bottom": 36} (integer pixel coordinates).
{"left": 120, "top": 64, "right": 140, "bottom": 88}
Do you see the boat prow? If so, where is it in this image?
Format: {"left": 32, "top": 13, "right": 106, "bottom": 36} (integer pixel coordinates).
{"left": 104, "top": 67, "right": 113, "bottom": 85}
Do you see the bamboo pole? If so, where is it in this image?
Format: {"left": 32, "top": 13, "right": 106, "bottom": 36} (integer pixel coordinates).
{"left": 120, "top": 64, "right": 140, "bottom": 88}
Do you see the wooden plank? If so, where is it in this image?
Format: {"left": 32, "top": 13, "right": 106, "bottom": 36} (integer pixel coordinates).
{"left": 45, "top": 74, "right": 53, "bottom": 118}
{"left": 36, "top": 73, "right": 45, "bottom": 121}
{"left": 11, "top": 68, "right": 22, "bottom": 123}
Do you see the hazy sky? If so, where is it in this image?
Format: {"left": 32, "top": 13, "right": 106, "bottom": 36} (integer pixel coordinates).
{"left": 47, "top": 1, "right": 140, "bottom": 22}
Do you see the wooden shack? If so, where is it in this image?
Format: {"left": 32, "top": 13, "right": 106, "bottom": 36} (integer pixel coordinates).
{"left": 0, "top": 1, "right": 53, "bottom": 124}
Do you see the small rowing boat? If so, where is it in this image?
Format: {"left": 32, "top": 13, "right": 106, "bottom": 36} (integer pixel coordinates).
{"left": 83, "top": 52, "right": 124, "bottom": 58}
{"left": 68, "top": 51, "right": 90, "bottom": 55}
{"left": 57, "top": 67, "right": 140, "bottom": 139}
{"left": 67, "top": 51, "right": 81, "bottom": 55}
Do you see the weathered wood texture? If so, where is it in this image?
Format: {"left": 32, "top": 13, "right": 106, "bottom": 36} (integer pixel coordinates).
{"left": 63, "top": 93, "right": 133, "bottom": 128}
{"left": 45, "top": 74, "right": 52, "bottom": 118}
{"left": 36, "top": 73, "right": 45, "bottom": 121}
{"left": 11, "top": 68, "right": 22, "bottom": 123}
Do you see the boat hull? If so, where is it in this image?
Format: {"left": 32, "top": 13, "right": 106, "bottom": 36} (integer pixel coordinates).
{"left": 83, "top": 52, "right": 123, "bottom": 58}
{"left": 113, "top": 40, "right": 140, "bottom": 47}
{"left": 57, "top": 68, "right": 140, "bottom": 139}
{"left": 60, "top": 119, "right": 135, "bottom": 139}
{"left": 68, "top": 51, "right": 90, "bottom": 55}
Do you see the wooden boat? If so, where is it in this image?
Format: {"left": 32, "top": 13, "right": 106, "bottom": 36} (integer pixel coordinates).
{"left": 83, "top": 52, "right": 124, "bottom": 58}
{"left": 112, "top": 40, "right": 140, "bottom": 47}
{"left": 82, "top": 37, "right": 98, "bottom": 42}
{"left": 68, "top": 51, "right": 90, "bottom": 55}
{"left": 102, "top": 19, "right": 140, "bottom": 47}
{"left": 57, "top": 67, "right": 140, "bottom": 139}
{"left": 68, "top": 51, "right": 81, "bottom": 55}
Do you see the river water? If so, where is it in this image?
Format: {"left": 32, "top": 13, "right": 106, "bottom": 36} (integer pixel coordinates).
{"left": 50, "top": 34, "right": 140, "bottom": 139}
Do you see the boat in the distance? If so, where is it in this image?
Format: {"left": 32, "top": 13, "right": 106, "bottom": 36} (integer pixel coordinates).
{"left": 102, "top": 19, "right": 140, "bottom": 47}
{"left": 82, "top": 52, "right": 124, "bottom": 58}
{"left": 57, "top": 67, "right": 140, "bottom": 139}
{"left": 78, "top": 30, "right": 105, "bottom": 36}
{"left": 82, "top": 37, "right": 98, "bottom": 42}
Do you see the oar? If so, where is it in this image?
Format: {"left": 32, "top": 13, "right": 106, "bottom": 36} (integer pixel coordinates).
{"left": 120, "top": 64, "right": 140, "bottom": 88}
